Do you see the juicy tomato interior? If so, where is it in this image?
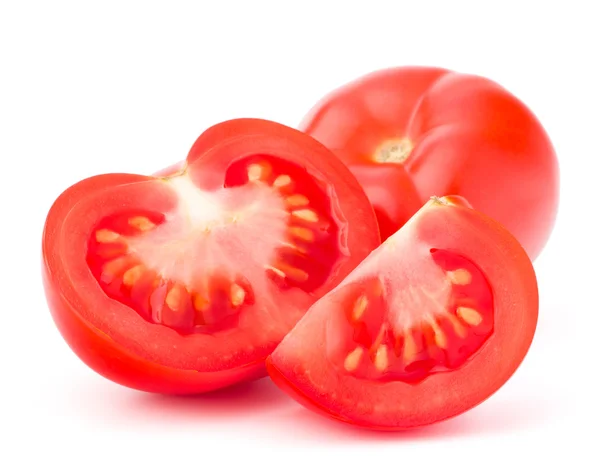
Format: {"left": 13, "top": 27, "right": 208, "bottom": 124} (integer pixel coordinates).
{"left": 328, "top": 249, "right": 493, "bottom": 384}
{"left": 86, "top": 155, "right": 345, "bottom": 335}
{"left": 43, "top": 118, "right": 380, "bottom": 394}
{"left": 267, "top": 196, "right": 538, "bottom": 429}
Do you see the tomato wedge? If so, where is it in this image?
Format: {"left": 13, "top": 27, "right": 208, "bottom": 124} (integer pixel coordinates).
{"left": 42, "top": 118, "right": 380, "bottom": 394}
{"left": 266, "top": 196, "right": 538, "bottom": 429}
{"left": 300, "top": 66, "right": 559, "bottom": 260}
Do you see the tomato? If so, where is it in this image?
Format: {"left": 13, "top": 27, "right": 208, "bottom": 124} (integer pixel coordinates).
{"left": 300, "top": 66, "right": 559, "bottom": 260}
{"left": 266, "top": 195, "right": 538, "bottom": 430}
{"left": 42, "top": 118, "right": 380, "bottom": 394}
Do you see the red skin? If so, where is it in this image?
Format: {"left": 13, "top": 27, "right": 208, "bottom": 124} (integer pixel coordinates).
{"left": 300, "top": 66, "right": 559, "bottom": 260}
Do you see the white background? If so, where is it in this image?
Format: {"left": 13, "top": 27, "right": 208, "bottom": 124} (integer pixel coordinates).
{"left": 1, "top": 1, "right": 598, "bottom": 461}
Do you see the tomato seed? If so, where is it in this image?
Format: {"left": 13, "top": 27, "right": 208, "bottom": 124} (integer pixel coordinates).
{"left": 457, "top": 306, "right": 483, "bottom": 326}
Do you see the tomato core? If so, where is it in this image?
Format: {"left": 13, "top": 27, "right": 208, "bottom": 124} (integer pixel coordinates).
{"left": 86, "top": 155, "right": 346, "bottom": 335}
{"left": 373, "top": 138, "right": 413, "bottom": 163}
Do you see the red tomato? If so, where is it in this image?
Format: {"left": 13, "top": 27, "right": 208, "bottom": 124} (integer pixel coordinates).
{"left": 42, "top": 118, "right": 380, "bottom": 394}
{"left": 300, "top": 66, "right": 559, "bottom": 260}
{"left": 267, "top": 196, "right": 538, "bottom": 429}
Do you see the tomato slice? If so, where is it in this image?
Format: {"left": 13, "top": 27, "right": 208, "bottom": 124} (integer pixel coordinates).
{"left": 42, "top": 118, "right": 380, "bottom": 394}
{"left": 300, "top": 66, "right": 559, "bottom": 260}
{"left": 266, "top": 196, "right": 538, "bottom": 429}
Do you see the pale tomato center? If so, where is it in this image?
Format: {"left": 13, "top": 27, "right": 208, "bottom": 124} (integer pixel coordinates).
{"left": 86, "top": 155, "right": 345, "bottom": 334}
{"left": 129, "top": 173, "right": 289, "bottom": 291}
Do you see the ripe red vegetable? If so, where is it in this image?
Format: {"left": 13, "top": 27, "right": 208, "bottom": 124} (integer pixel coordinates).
{"left": 267, "top": 196, "right": 538, "bottom": 429}
{"left": 300, "top": 66, "right": 559, "bottom": 259}
{"left": 42, "top": 118, "right": 380, "bottom": 394}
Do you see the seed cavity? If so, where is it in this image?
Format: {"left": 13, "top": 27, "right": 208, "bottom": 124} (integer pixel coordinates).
{"left": 457, "top": 306, "right": 483, "bottom": 326}
{"left": 344, "top": 347, "right": 363, "bottom": 372}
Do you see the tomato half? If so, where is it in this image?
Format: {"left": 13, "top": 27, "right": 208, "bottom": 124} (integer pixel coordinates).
{"left": 42, "top": 118, "right": 380, "bottom": 394}
{"left": 300, "top": 66, "right": 559, "bottom": 260}
{"left": 266, "top": 196, "right": 538, "bottom": 429}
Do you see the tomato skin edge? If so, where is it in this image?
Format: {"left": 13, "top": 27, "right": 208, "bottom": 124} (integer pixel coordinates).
{"left": 42, "top": 262, "right": 267, "bottom": 394}
{"left": 266, "top": 198, "right": 539, "bottom": 430}
{"left": 41, "top": 173, "right": 265, "bottom": 394}
{"left": 266, "top": 356, "right": 439, "bottom": 432}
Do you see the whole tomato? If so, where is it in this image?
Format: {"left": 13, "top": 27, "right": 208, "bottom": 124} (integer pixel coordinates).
{"left": 300, "top": 66, "right": 559, "bottom": 259}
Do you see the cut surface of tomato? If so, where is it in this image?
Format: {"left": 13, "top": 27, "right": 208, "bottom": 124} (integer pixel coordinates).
{"left": 267, "top": 196, "right": 538, "bottom": 429}
{"left": 42, "top": 118, "right": 380, "bottom": 394}
{"left": 300, "top": 66, "right": 559, "bottom": 260}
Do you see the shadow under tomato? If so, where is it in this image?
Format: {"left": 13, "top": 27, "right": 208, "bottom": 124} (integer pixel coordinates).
{"left": 267, "top": 393, "right": 560, "bottom": 442}
{"left": 123, "top": 377, "right": 290, "bottom": 422}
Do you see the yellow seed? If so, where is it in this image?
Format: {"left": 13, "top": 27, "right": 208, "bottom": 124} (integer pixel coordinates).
{"left": 445, "top": 312, "right": 468, "bottom": 338}
{"left": 457, "top": 306, "right": 483, "bottom": 326}
{"left": 273, "top": 175, "right": 291, "bottom": 188}
{"left": 447, "top": 268, "right": 472, "bottom": 285}
{"left": 277, "top": 262, "right": 309, "bottom": 282}
{"left": 247, "top": 164, "right": 263, "bottom": 182}
{"left": 292, "top": 209, "right": 319, "bottom": 222}
{"left": 101, "top": 256, "right": 130, "bottom": 278}
{"left": 230, "top": 283, "right": 245, "bottom": 307}
{"left": 289, "top": 227, "right": 314, "bottom": 242}
{"left": 430, "top": 320, "right": 447, "bottom": 349}
{"left": 123, "top": 265, "right": 145, "bottom": 286}
{"left": 128, "top": 216, "right": 155, "bottom": 231}
{"left": 265, "top": 265, "right": 286, "bottom": 278}
{"left": 286, "top": 194, "right": 309, "bottom": 207}
{"left": 352, "top": 295, "right": 368, "bottom": 321}
{"left": 165, "top": 285, "right": 186, "bottom": 311}
{"left": 95, "top": 229, "right": 120, "bottom": 243}
{"left": 403, "top": 331, "right": 417, "bottom": 363}
{"left": 278, "top": 241, "right": 306, "bottom": 254}
{"left": 193, "top": 293, "right": 210, "bottom": 312}
{"left": 344, "top": 347, "right": 363, "bottom": 372}
{"left": 374, "top": 345, "right": 388, "bottom": 372}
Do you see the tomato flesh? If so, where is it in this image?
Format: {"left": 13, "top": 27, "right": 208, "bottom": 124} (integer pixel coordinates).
{"left": 86, "top": 155, "right": 345, "bottom": 336}
{"left": 267, "top": 196, "right": 538, "bottom": 429}
{"left": 43, "top": 118, "right": 380, "bottom": 393}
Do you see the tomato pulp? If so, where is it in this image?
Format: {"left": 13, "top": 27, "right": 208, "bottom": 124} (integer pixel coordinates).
{"left": 300, "top": 66, "right": 559, "bottom": 260}
{"left": 42, "top": 118, "right": 380, "bottom": 394}
{"left": 267, "top": 196, "right": 538, "bottom": 429}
